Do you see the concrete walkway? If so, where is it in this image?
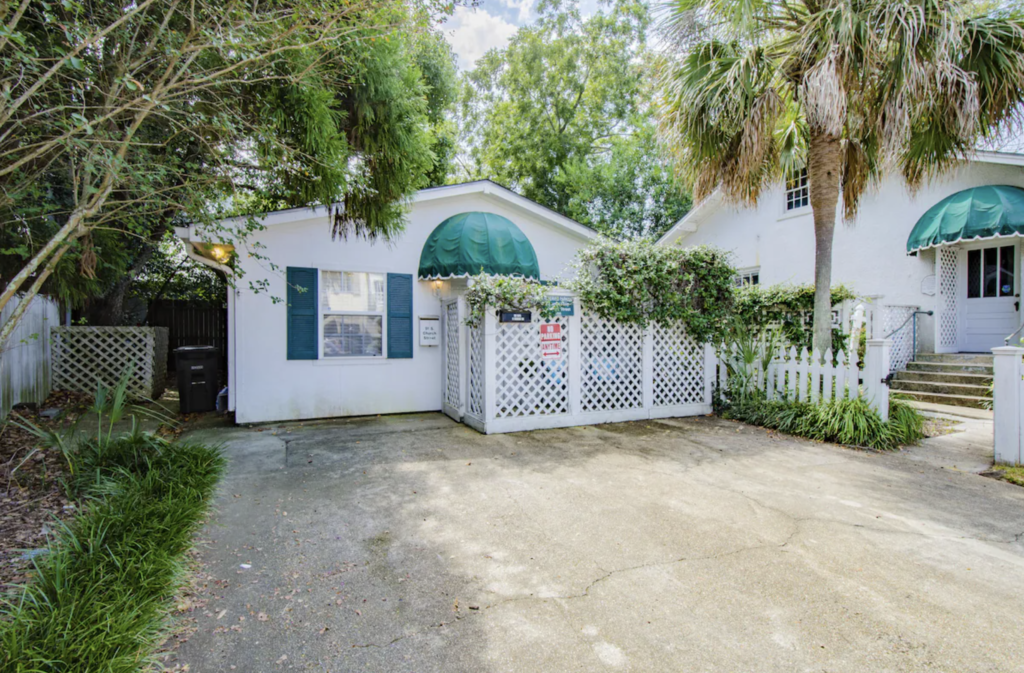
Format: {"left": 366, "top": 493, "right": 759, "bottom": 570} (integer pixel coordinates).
{"left": 165, "top": 413, "right": 1024, "bottom": 673}
{"left": 905, "top": 401, "right": 995, "bottom": 474}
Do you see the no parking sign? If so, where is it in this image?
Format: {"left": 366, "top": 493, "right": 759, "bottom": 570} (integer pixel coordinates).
{"left": 540, "top": 323, "right": 562, "bottom": 360}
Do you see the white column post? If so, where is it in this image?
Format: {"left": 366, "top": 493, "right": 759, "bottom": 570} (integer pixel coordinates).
{"left": 993, "top": 346, "right": 1024, "bottom": 466}
{"left": 865, "top": 338, "right": 891, "bottom": 421}
{"left": 483, "top": 306, "right": 498, "bottom": 430}
{"left": 568, "top": 296, "right": 583, "bottom": 418}
{"left": 457, "top": 296, "right": 469, "bottom": 418}
{"left": 703, "top": 343, "right": 716, "bottom": 407}
{"left": 642, "top": 325, "right": 654, "bottom": 414}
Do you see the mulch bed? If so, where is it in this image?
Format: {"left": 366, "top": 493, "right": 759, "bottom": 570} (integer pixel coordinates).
{"left": 0, "top": 391, "right": 92, "bottom": 589}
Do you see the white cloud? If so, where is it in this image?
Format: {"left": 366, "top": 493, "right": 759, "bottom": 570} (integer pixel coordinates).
{"left": 502, "top": 0, "right": 537, "bottom": 22}
{"left": 445, "top": 6, "right": 519, "bottom": 70}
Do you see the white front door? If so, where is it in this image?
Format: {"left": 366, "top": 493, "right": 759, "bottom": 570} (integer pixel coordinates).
{"left": 962, "top": 242, "right": 1020, "bottom": 352}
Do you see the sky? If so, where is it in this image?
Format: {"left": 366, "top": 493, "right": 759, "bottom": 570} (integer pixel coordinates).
{"left": 443, "top": 0, "right": 603, "bottom": 70}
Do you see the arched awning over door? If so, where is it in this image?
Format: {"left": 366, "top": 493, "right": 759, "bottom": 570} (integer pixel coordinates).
{"left": 418, "top": 211, "right": 541, "bottom": 280}
{"left": 907, "top": 185, "right": 1024, "bottom": 254}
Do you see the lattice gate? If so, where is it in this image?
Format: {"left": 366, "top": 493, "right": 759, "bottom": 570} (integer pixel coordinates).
{"left": 882, "top": 305, "right": 919, "bottom": 373}
{"left": 442, "top": 299, "right": 463, "bottom": 420}
{"left": 580, "top": 314, "right": 643, "bottom": 411}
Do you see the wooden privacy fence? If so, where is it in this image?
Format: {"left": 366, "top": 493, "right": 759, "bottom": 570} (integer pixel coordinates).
{"left": 0, "top": 294, "right": 60, "bottom": 418}
{"left": 443, "top": 295, "right": 716, "bottom": 434}
{"left": 718, "top": 339, "right": 892, "bottom": 420}
{"left": 51, "top": 327, "right": 168, "bottom": 400}
{"left": 147, "top": 300, "right": 227, "bottom": 371}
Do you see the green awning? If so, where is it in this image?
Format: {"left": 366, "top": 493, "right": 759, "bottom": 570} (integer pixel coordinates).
{"left": 907, "top": 184, "right": 1024, "bottom": 254}
{"left": 418, "top": 211, "right": 540, "bottom": 280}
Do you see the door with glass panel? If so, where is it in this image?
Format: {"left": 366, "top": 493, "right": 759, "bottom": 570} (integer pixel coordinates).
{"left": 963, "top": 243, "right": 1020, "bottom": 352}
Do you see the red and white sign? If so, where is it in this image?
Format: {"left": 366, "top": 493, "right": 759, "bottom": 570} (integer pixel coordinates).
{"left": 540, "top": 323, "right": 562, "bottom": 359}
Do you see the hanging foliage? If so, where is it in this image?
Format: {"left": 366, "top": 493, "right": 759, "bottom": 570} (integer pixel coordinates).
{"left": 566, "top": 238, "right": 735, "bottom": 342}
{"left": 733, "top": 284, "right": 857, "bottom": 352}
{"left": 463, "top": 273, "right": 557, "bottom": 328}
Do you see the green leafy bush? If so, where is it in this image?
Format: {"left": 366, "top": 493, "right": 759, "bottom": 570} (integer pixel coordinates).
{"left": 733, "top": 283, "right": 857, "bottom": 352}
{"left": 464, "top": 272, "right": 557, "bottom": 328}
{"left": 567, "top": 238, "right": 735, "bottom": 342}
{"left": 0, "top": 386, "right": 224, "bottom": 672}
{"left": 723, "top": 395, "right": 925, "bottom": 451}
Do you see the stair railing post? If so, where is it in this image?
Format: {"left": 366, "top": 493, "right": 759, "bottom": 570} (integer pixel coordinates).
{"left": 992, "top": 346, "right": 1024, "bottom": 466}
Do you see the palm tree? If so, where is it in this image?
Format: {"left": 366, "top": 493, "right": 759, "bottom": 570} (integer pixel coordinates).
{"left": 655, "top": 0, "right": 1024, "bottom": 353}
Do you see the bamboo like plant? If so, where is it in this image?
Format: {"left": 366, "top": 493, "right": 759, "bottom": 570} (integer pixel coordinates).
{"left": 655, "top": 0, "right": 1024, "bottom": 353}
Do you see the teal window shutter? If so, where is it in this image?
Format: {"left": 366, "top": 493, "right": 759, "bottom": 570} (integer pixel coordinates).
{"left": 286, "top": 267, "right": 318, "bottom": 360}
{"left": 387, "top": 273, "right": 413, "bottom": 359}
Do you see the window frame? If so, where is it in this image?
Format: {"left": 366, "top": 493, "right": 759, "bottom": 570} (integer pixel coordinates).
{"left": 734, "top": 267, "right": 760, "bottom": 287}
{"left": 780, "top": 167, "right": 811, "bottom": 218}
{"left": 317, "top": 268, "right": 388, "bottom": 362}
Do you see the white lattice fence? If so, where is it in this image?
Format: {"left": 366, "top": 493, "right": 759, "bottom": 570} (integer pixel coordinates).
{"left": 51, "top": 327, "right": 168, "bottom": 400}
{"left": 467, "top": 325, "right": 484, "bottom": 419}
{"left": 444, "top": 301, "right": 461, "bottom": 410}
{"left": 653, "top": 322, "right": 706, "bottom": 406}
{"left": 495, "top": 315, "right": 569, "bottom": 418}
{"left": 580, "top": 314, "right": 643, "bottom": 411}
{"left": 882, "top": 305, "right": 919, "bottom": 373}
{"left": 938, "top": 248, "right": 960, "bottom": 351}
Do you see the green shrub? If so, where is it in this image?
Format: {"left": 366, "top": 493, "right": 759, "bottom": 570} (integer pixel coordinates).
{"left": 0, "top": 379, "right": 224, "bottom": 672}
{"left": 723, "top": 394, "right": 925, "bottom": 451}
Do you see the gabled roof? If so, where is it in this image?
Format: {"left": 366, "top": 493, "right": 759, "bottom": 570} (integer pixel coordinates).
{"left": 179, "top": 179, "right": 598, "bottom": 244}
{"left": 656, "top": 149, "right": 1024, "bottom": 247}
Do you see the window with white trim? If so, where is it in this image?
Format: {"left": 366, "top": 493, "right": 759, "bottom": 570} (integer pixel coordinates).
{"left": 320, "top": 271, "right": 385, "bottom": 357}
{"left": 785, "top": 168, "right": 809, "bottom": 211}
{"left": 734, "top": 268, "right": 760, "bottom": 287}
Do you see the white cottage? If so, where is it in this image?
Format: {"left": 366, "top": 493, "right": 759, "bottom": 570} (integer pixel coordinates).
{"left": 177, "top": 180, "right": 597, "bottom": 424}
{"left": 657, "top": 150, "right": 1024, "bottom": 407}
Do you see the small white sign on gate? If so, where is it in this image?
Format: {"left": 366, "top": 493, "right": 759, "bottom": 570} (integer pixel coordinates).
{"left": 540, "top": 323, "right": 562, "bottom": 360}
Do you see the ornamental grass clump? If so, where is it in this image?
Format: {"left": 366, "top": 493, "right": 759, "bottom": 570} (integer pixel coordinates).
{"left": 0, "top": 378, "right": 224, "bottom": 672}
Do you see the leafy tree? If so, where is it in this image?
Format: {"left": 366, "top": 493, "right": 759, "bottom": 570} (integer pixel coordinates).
{"left": 655, "top": 0, "right": 1024, "bottom": 352}
{"left": 456, "top": 0, "right": 690, "bottom": 238}
{"left": 0, "top": 0, "right": 456, "bottom": 343}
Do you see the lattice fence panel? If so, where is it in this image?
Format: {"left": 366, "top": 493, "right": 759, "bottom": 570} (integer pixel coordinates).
{"left": 51, "top": 327, "right": 168, "bottom": 400}
{"left": 938, "top": 248, "right": 959, "bottom": 349}
{"left": 883, "top": 305, "right": 918, "bottom": 373}
{"left": 467, "top": 325, "right": 484, "bottom": 418}
{"left": 444, "top": 301, "right": 460, "bottom": 409}
{"left": 494, "top": 315, "right": 569, "bottom": 418}
{"left": 580, "top": 313, "right": 643, "bottom": 411}
{"left": 652, "top": 323, "right": 705, "bottom": 406}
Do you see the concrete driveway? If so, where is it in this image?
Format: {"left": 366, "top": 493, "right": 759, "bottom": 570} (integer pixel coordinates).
{"left": 166, "top": 413, "right": 1024, "bottom": 673}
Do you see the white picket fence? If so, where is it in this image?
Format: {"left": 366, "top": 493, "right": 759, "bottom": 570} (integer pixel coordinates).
{"left": 0, "top": 294, "right": 61, "bottom": 419}
{"left": 444, "top": 295, "right": 715, "bottom": 434}
{"left": 718, "top": 339, "right": 892, "bottom": 420}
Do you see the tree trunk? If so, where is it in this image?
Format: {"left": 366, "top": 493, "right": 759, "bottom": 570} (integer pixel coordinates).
{"left": 84, "top": 243, "right": 156, "bottom": 325}
{"left": 807, "top": 132, "right": 842, "bottom": 355}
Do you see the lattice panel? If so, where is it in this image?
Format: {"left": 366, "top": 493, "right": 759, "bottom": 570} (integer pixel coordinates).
{"left": 652, "top": 323, "right": 704, "bottom": 406}
{"left": 883, "top": 305, "right": 918, "bottom": 373}
{"left": 580, "top": 313, "right": 643, "bottom": 411}
{"left": 494, "top": 316, "right": 569, "bottom": 418}
{"left": 51, "top": 327, "right": 169, "bottom": 400}
{"left": 468, "top": 325, "right": 484, "bottom": 418}
{"left": 938, "top": 248, "right": 959, "bottom": 349}
{"left": 444, "top": 301, "right": 460, "bottom": 408}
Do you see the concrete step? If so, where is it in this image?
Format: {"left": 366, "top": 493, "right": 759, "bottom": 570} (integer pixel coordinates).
{"left": 905, "top": 361, "right": 994, "bottom": 375}
{"left": 890, "top": 390, "right": 992, "bottom": 409}
{"left": 890, "top": 379, "right": 991, "bottom": 397}
{"left": 895, "top": 370, "right": 993, "bottom": 386}
{"left": 914, "top": 353, "right": 994, "bottom": 365}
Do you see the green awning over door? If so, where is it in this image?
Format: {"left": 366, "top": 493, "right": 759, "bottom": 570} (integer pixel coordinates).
{"left": 418, "top": 211, "right": 541, "bottom": 280}
{"left": 907, "top": 184, "right": 1024, "bottom": 254}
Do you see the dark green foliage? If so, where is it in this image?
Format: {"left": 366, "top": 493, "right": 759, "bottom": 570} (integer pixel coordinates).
{"left": 567, "top": 239, "right": 735, "bottom": 341}
{"left": 723, "top": 395, "right": 926, "bottom": 451}
{"left": 733, "top": 284, "right": 858, "bottom": 352}
{"left": 0, "top": 415, "right": 224, "bottom": 671}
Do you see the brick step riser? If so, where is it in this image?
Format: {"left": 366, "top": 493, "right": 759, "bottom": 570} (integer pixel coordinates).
{"left": 906, "top": 362, "right": 994, "bottom": 375}
{"left": 890, "top": 380, "right": 991, "bottom": 397}
{"left": 895, "top": 371, "right": 993, "bottom": 386}
{"left": 891, "top": 390, "right": 990, "bottom": 409}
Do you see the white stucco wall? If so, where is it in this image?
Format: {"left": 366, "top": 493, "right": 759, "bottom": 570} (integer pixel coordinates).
{"left": 222, "top": 190, "right": 592, "bottom": 424}
{"left": 671, "top": 160, "right": 1024, "bottom": 351}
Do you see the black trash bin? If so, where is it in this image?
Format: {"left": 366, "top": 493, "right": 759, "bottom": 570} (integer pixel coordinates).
{"left": 175, "top": 346, "right": 219, "bottom": 413}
